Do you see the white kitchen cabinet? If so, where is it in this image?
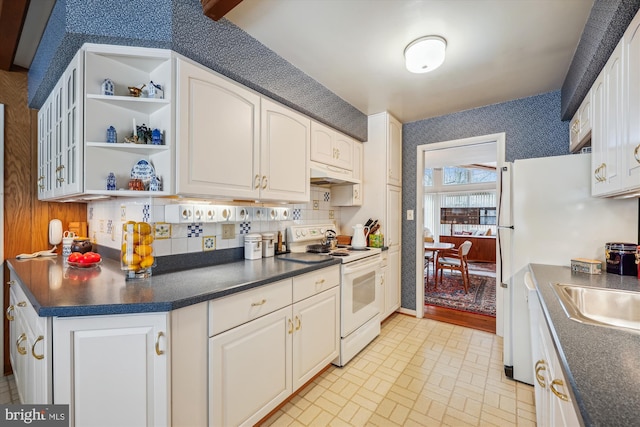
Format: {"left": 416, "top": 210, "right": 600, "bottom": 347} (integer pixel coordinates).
{"left": 311, "top": 121, "right": 354, "bottom": 170}
{"left": 37, "top": 50, "right": 83, "bottom": 199}
{"left": 38, "top": 44, "right": 175, "bottom": 200}
{"left": 623, "top": 12, "right": 640, "bottom": 192}
{"left": 210, "top": 306, "right": 292, "bottom": 427}
{"left": 260, "top": 98, "right": 311, "bottom": 202}
{"left": 363, "top": 112, "right": 403, "bottom": 320}
{"left": 292, "top": 285, "right": 339, "bottom": 390}
{"left": 209, "top": 266, "right": 339, "bottom": 426}
{"left": 384, "top": 185, "right": 402, "bottom": 318}
{"left": 176, "top": 58, "right": 260, "bottom": 199}
{"left": 53, "top": 313, "right": 170, "bottom": 427}
{"left": 388, "top": 114, "right": 403, "bottom": 186}
{"left": 378, "top": 250, "right": 400, "bottom": 321}
{"left": 591, "top": 40, "right": 624, "bottom": 196}
{"left": 176, "top": 58, "right": 309, "bottom": 202}
{"left": 6, "top": 277, "right": 52, "bottom": 404}
{"left": 569, "top": 89, "right": 591, "bottom": 153}
{"left": 331, "top": 141, "right": 364, "bottom": 206}
{"left": 330, "top": 183, "right": 362, "bottom": 206}
{"left": 527, "top": 276, "right": 581, "bottom": 427}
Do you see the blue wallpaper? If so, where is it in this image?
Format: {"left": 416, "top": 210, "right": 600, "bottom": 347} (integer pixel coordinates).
{"left": 27, "top": 0, "right": 367, "bottom": 141}
{"left": 400, "top": 91, "right": 568, "bottom": 309}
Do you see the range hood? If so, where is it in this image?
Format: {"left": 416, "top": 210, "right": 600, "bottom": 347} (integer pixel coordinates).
{"left": 310, "top": 161, "right": 360, "bottom": 186}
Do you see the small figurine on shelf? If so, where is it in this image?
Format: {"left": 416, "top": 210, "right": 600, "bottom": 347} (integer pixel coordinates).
{"left": 101, "top": 78, "right": 114, "bottom": 96}
{"left": 137, "top": 124, "right": 152, "bottom": 144}
{"left": 128, "top": 84, "right": 146, "bottom": 97}
{"left": 149, "top": 175, "right": 161, "bottom": 191}
{"left": 147, "top": 81, "right": 163, "bottom": 99}
{"left": 106, "top": 172, "right": 117, "bottom": 190}
{"left": 106, "top": 126, "right": 117, "bottom": 143}
{"left": 151, "top": 128, "right": 162, "bottom": 145}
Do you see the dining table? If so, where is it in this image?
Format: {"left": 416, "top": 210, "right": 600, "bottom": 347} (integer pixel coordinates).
{"left": 424, "top": 241, "right": 455, "bottom": 285}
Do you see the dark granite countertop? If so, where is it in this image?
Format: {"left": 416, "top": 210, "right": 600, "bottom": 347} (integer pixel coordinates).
{"left": 7, "top": 255, "right": 342, "bottom": 318}
{"left": 529, "top": 264, "right": 640, "bottom": 427}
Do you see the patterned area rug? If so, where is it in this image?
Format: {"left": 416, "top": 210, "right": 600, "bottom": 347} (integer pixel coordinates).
{"left": 425, "top": 269, "right": 496, "bottom": 317}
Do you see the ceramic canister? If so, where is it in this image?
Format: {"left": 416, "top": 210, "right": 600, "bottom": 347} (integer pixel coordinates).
{"left": 244, "top": 234, "right": 262, "bottom": 260}
{"left": 261, "top": 233, "right": 275, "bottom": 257}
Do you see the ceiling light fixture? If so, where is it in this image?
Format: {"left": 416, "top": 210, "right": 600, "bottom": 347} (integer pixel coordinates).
{"left": 404, "top": 35, "right": 447, "bottom": 73}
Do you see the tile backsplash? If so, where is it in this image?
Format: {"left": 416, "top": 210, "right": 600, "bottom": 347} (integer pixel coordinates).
{"left": 88, "top": 186, "right": 340, "bottom": 256}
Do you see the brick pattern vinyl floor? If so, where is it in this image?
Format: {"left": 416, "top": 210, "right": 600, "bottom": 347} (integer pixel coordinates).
{"left": 0, "top": 374, "right": 20, "bottom": 404}
{"left": 0, "top": 314, "right": 536, "bottom": 426}
{"left": 262, "top": 313, "right": 536, "bottom": 426}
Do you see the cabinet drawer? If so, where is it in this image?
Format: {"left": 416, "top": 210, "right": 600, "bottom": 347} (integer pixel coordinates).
{"left": 209, "top": 279, "right": 292, "bottom": 336}
{"left": 293, "top": 266, "right": 340, "bottom": 303}
{"left": 9, "top": 281, "right": 44, "bottom": 332}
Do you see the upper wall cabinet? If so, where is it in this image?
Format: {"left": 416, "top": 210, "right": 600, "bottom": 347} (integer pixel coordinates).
{"left": 387, "top": 114, "right": 402, "bottom": 186}
{"left": 591, "top": 9, "right": 640, "bottom": 197}
{"left": 260, "top": 99, "right": 310, "bottom": 202}
{"left": 591, "top": 41, "right": 623, "bottom": 196}
{"left": 569, "top": 89, "right": 591, "bottom": 153}
{"left": 176, "top": 58, "right": 260, "bottom": 199}
{"left": 38, "top": 50, "right": 83, "bottom": 200}
{"left": 38, "top": 44, "right": 174, "bottom": 201}
{"left": 623, "top": 12, "right": 640, "bottom": 191}
{"left": 176, "top": 58, "right": 310, "bottom": 202}
{"left": 311, "top": 122, "right": 354, "bottom": 171}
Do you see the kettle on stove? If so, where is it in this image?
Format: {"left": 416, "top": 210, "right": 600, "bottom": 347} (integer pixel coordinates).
{"left": 351, "top": 224, "right": 369, "bottom": 249}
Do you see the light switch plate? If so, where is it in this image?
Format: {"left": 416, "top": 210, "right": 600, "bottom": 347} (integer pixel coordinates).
{"left": 222, "top": 223, "right": 235, "bottom": 239}
{"left": 407, "top": 210, "right": 414, "bottom": 220}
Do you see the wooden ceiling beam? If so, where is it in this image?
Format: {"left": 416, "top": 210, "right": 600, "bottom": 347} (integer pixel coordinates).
{"left": 0, "top": 0, "right": 30, "bottom": 71}
{"left": 202, "top": 0, "right": 243, "bottom": 21}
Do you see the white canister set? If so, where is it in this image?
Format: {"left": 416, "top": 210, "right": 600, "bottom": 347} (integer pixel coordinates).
{"left": 244, "top": 232, "right": 276, "bottom": 260}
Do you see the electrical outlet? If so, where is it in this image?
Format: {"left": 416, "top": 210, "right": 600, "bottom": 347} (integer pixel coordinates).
{"left": 221, "top": 223, "right": 235, "bottom": 239}
{"left": 407, "top": 209, "right": 414, "bottom": 220}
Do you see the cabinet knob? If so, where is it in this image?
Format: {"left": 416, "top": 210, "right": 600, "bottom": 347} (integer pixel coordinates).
{"left": 17, "top": 301, "right": 26, "bottom": 308}
{"left": 251, "top": 299, "right": 267, "bottom": 307}
{"left": 5, "top": 305, "right": 14, "bottom": 321}
{"left": 550, "top": 379, "right": 569, "bottom": 402}
{"left": 288, "top": 318, "right": 294, "bottom": 334}
{"left": 315, "top": 278, "right": 325, "bottom": 286}
{"left": 155, "top": 331, "right": 165, "bottom": 356}
{"left": 31, "top": 336, "right": 45, "bottom": 360}
{"left": 261, "top": 176, "right": 268, "bottom": 190}
{"left": 634, "top": 144, "right": 640, "bottom": 164}
{"left": 37, "top": 176, "right": 45, "bottom": 190}
{"left": 254, "top": 174, "right": 260, "bottom": 189}
{"left": 16, "top": 333, "right": 27, "bottom": 356}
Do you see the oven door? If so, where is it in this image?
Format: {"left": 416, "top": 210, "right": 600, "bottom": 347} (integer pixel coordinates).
{"left": 341, "top": 255, "right": 381, "bottom": 337}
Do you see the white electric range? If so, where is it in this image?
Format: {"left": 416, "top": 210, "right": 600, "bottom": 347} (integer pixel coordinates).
{"left": 287, "top": 224, "right": 381, "bottom": 366}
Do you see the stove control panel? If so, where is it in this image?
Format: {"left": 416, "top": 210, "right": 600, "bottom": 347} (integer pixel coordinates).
{"left": 288, "top": 224, "right": 337, "bottom": 242}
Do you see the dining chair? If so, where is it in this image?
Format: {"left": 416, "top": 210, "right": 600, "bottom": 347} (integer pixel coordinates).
{"left": 434, "top": 240, "right": 473, "bottom": 293}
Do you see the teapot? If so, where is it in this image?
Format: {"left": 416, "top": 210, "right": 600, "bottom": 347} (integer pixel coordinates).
{"left": 351, "top": 224, "right": 370, "bottom": 249}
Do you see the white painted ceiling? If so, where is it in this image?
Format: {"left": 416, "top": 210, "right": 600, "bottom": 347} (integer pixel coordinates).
{"left": 226, "top": 0, "right": 594, "bottom": 123}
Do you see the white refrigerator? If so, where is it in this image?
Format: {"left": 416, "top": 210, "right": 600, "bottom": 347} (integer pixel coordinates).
{"left": 498, "top": 153, "right": 638, "bottom": 385}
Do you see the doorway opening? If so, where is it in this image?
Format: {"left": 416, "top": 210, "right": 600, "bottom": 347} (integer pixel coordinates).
{"left": 415, "top": 133, "right": 506, "bottom": 335}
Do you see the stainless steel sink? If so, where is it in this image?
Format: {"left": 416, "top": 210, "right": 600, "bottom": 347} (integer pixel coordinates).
{"left": 551, "top": 283, "right": 640, "bottom": 332}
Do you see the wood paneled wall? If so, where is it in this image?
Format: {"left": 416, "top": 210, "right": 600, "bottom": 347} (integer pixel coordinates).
{"left": 0, "top": 69, "right": 86, "bottom": 374}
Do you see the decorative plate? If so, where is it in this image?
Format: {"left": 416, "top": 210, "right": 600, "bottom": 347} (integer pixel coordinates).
{"left": 130, "top": 159, "right": 155, "bottom": 187}
{"left": 67, "top": 260, "right": 102, "bottom": 269}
